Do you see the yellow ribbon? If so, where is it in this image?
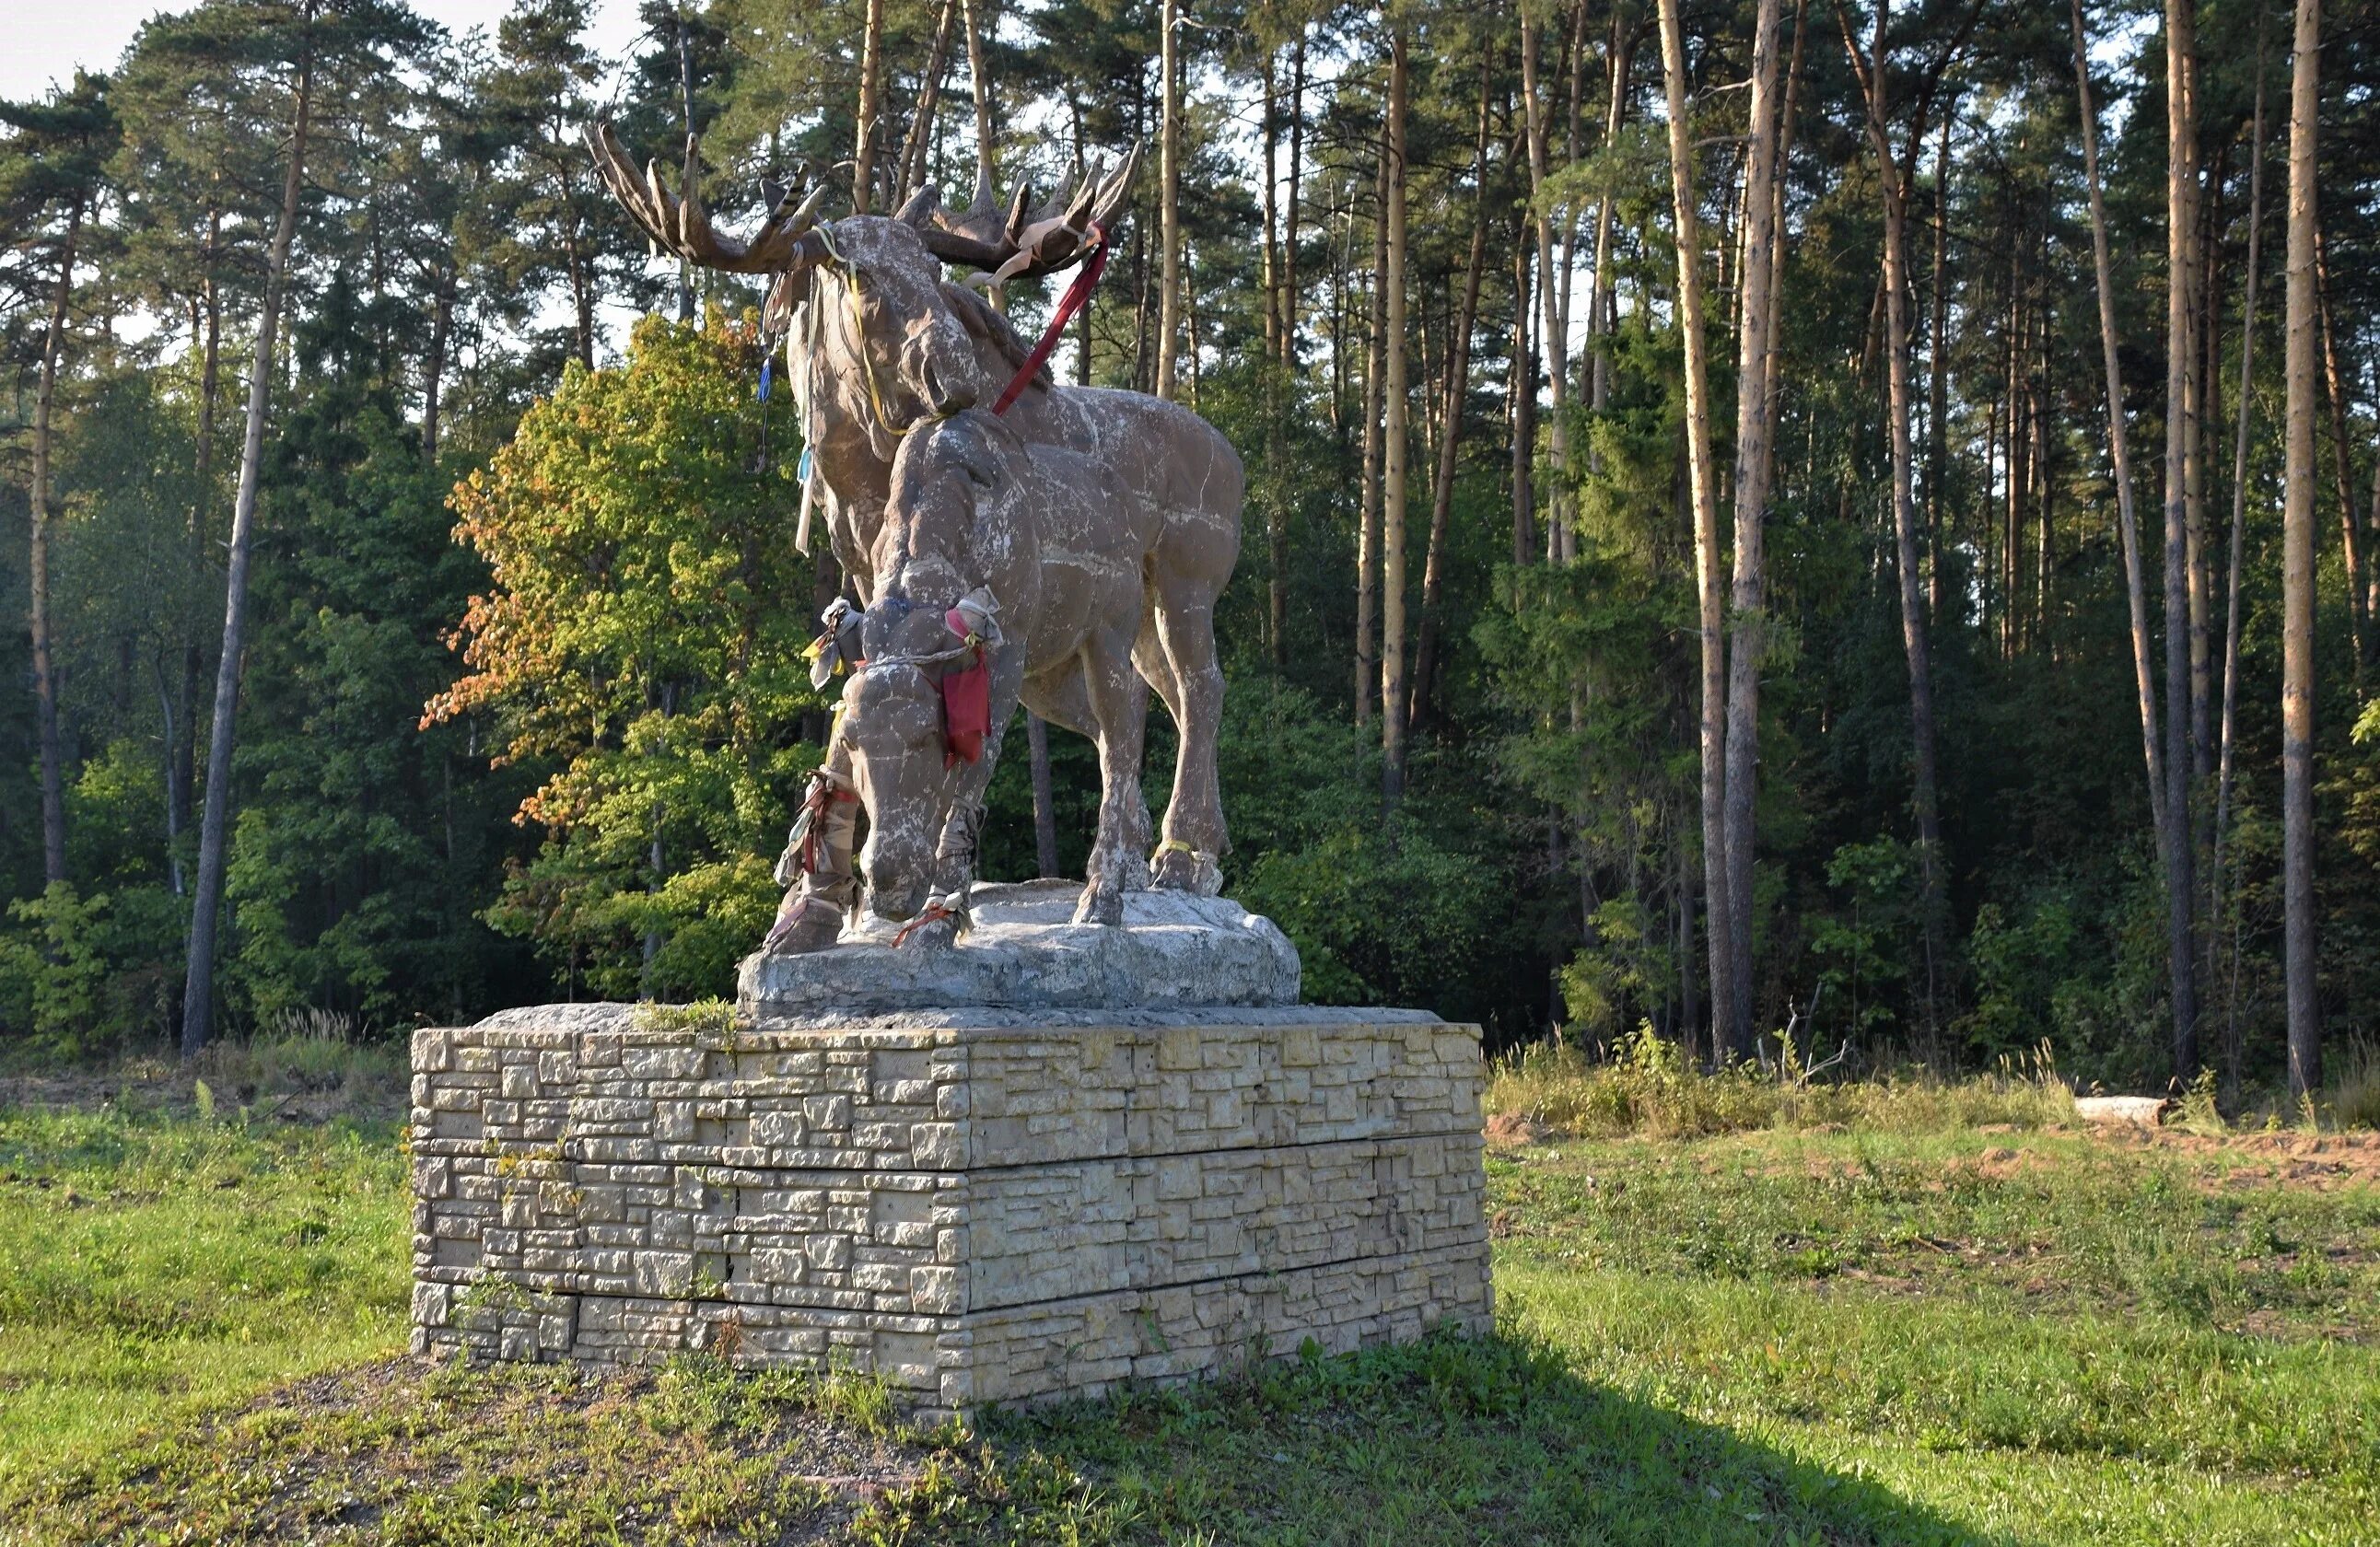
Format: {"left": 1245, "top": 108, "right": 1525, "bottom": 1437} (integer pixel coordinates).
{"left": 813, "top": 223, "right": 922, "bottom": 443}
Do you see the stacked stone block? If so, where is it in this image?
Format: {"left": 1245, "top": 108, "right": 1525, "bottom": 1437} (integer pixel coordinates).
{"left": 411, "top": 1004, "right": 1491, "bottom": 1419}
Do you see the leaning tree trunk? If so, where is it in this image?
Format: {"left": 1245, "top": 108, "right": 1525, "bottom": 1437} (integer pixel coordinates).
{"left": 1413, "top": 59, "right": 1492, "bottom": 730}
{"left": 29, "top": 198, "right": 84, "bottom": 890}
{"left": 854, "top": 0, "right": 885, "bottom": 213}
{"left": 2072, "top": 0, "right": 2167, "bottom": 843}
{"left": 1721, "top": 0, "right": 1787, "bottom": 1058}
{"left": 898, "top": 0, "right": 958, "bottom": 199}
{"left": 177, "top": 212, "right": 227, "bottom": 894}
{"left": 1381, "top": 31, "right": 1411, "bottom": 805}
{"left": 183, "top": 41, "right": 313, "bottom": 1059}
{"left": 2281, "top": 0, "right": 2321, "bottom": 1101}
{"left": 1520, "top": 13, "right": 1572, "bottom": 562}
{"left": 1357, "top": 143, "right": 1387, "bottom": 728}
{"left": 1511, "top": 207, "right": 1536, "bottom": 568}
{"left": 2216, "top": 33, "right": 2268, "bottom": 896}
{"left": 2163, "top": 0, "right": 2201, "bottom": 1079}
{"left": 1154, "top": 0, "right": 1182, "bottom": 401}
{"left": 2315, "top": 235, "right": 2368, "bottom": 672}
{"left": 1659, "top": 0, "right": 1733, "bottom": 1058}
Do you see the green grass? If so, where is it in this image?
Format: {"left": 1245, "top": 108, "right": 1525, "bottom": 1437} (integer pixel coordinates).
{"left": 0, "top": 1104, "right": 410, "bottom": 1506}
{"left": 3, "top": 1102, "right": 2375, "bottom": 1544}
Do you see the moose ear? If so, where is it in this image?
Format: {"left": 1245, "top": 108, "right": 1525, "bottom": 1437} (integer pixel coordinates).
{"left": 894, "top": 183, "right": 942, "bottom": 227}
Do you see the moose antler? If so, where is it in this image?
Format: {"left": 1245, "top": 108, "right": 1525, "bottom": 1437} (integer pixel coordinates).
{"left": 904, "top": 143, "right": 1142, "bottom": 282}
{"left": 583, "top": 121, "right": 829, "bottom": 273}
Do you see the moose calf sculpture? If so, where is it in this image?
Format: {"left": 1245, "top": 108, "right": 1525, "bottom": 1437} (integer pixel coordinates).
{"left": 833, "top": 408, "right": 1186, "bottom": 945}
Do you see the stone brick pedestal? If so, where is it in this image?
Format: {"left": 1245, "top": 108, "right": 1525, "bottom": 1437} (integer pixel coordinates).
{"left": 410, "top": 1003, "right": 1491, "bottom": 1421}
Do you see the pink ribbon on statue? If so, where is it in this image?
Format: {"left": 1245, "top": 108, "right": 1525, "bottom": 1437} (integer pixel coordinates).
{"left": 991, "top": 225, "right": 1108, "bottom": 417}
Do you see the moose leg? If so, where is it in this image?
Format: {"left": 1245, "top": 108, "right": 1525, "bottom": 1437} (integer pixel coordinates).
{"left": 1074, "top": 637, "right": 1151, "bottom": 926}
{"left": 1146, "top": 579, "right": 1229, "bottom": 894}
{"left": 763, "top": 750, "right": 862, "bottom": 955}
{"left": 898, "top": 652, "right": 1027, "bottom": 951}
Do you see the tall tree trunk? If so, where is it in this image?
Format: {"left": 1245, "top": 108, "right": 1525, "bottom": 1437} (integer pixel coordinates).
{"left": 29, "top": 199, "right": 84, "bottom": 889}
{"left": 1154, "top": 0, "right": 1182, "bottom": 400}
{"left": 2315, "top": 232, "right": 2369, "bottom": 671}
{"left": 1587, "top": 16, "right": 1635, "bottom": 433}
{"left": 1520, "top": 13, "right": 1572, "bottom": 562}
{"left": 677, "top": 8, "right": 701, "bottom": 316}
{"left": 964, "top": 0, "right": 997, "bottom": 202}
{"left": 1659, "top": 0, "right": 1732, "bottom": 1058}
{"left": 422, "top": 269, "right": 452, "bottom": 465}
{"left": 1928, "top": 112, "right": 1951, "bottom": 615}
{"left": 1414, "top": 58, "right": 1493, "bottom": 729}
{"left": 2281, "top": 0, "right": 2320, "bottom": 1101}
{"left": 899, "top": 0, "right": 959, "bottom": 199}
{"left": 2164, "top": 0, "right": 2201, "bottom": 1078}
{"left": 1261, "top": 50, "right": 1286, "bottom": 664}
{"left": 1511, "top": 207, "right": 1536, "bottom": 567}
{"left": 2215, "top": 24, "right": 2267, "bottom": 949}
{"left": 2072, "top": 0, "right": 2166, "bottom": 840}
{"left": 1261, "top": 53, "right": 1281, "bottom": 359}
{"left": 1357, "top": 143, "right": 1387, "bottom": 727}
{"left": 1284, "top": 31, "right": 1305, "bottom": 366}
{"left": 184, "top": 33, "right": 314, "bottom": 1058}
{"left": 177, "top": 212, "right": 226, "bottom": 891}
{"left": 1717, "top": 0, "right": 1786, "bottom": 1057}
{"left": 854, "top": 0, "right": 885, "bottom": 213}
{"left": 1381, "top": 31, "right": 1411, "bottom": 805}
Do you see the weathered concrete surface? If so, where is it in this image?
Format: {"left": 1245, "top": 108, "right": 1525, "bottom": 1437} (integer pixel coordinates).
{"left": 736, "top": 879, "right": 1300, "bottom": 1015}
{"left": 410, "top": 1003, "right": 1491, "bottom": 1420}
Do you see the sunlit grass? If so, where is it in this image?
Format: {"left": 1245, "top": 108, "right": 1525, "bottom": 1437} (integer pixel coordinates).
{"left": 0, "top": 1106, "right": 410, "bottom": 1506}
{"left": 5, "top": 1097, "right": 2375, "bottom": 1543}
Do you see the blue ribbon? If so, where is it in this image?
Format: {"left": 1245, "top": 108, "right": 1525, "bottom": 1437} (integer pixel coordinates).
{"left": 758, "top": 355, "right": 773, "bottom": 401}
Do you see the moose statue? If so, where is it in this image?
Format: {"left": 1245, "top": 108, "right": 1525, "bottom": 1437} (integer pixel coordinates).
{"left": 584, "top": 125, "right": 1243, "bottom": 952}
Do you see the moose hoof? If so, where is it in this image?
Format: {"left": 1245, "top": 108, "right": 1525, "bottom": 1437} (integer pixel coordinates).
{"left": 1072, "top": 882, "right": 1125, "bottom": 927}
{"left": 892, "top": 913, "right": 962, "bottom": 951}
{"left": 1149, "top": 845, "right": 1223, "bottom": 896}
{"left": 762, "top": 893, "right": 846, "bottom": 956}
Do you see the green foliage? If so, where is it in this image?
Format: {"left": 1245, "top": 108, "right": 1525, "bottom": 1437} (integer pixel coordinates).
{"left": 439, "top": 315, "right": 822, "bottom": 1001}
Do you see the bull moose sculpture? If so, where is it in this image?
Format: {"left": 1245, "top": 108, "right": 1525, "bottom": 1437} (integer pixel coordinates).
{"left": 584, "top": 125, "right": 1243, "bottom": 950}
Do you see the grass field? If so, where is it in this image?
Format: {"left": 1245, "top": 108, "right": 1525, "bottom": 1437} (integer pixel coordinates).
{"left": 3, "top": 1064, "right": 2375, "bottom": 1545}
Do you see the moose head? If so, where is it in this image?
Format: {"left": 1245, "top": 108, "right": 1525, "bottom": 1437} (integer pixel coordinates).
{"left": 583, "top": 123, "right": 1136, "bottom": 454}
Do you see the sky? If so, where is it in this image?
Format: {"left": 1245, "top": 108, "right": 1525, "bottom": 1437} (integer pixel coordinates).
{"left": 0, "top": 0, "right": 648, "bottom": 103}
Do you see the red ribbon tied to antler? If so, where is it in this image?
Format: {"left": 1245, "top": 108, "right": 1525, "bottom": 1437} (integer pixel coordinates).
{"left": 992, "top": 224, "right": 1108, "bottom": 417}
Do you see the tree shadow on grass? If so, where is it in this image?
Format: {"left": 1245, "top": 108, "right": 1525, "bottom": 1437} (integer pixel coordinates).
{"left": 962, "top": 1329, "right": 2012, "bottom": 1547}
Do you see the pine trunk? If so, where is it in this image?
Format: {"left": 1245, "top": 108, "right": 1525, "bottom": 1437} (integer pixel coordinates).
{"left": 1381, "top": 32, "right": 1411, "bottom": 804}
{"left": 1849, "top": 1, "right": 1945, "bottom": 1043}
{"left": 2215, "top": 29, "right": 2268, "bottom": 920}
{"left": 2163, "top": 0, "right": 2200, "bottom": 1078}
{"left": 184, "top": 35, "right": 314, "bottom": 1057}
{"left": 1659, "top": 0, "right": 1733, "bottom": 1058}
{"left": 29, "top": 200, "right": 83, "bottom": 889}
{"left": 1413, "top": 62, "right": 1492, "bottom": 729}
{"left": 1356, "top": 142, "right": 1387, "bottom": 728}
{"left": 2281, "top": 0, "right": 2321, "bottom": 1099}
{"left": 2072, "top": 0, "right": 2167, "bottom": 842}
{"left": 854, "top": 0, "right": 885, "bottom": 213}
{"left": 1720, "top": 0, "right": 1787, "bottom": 1057}
{"left": 1155, "top": 0, "right": 1182, "bottom": 401}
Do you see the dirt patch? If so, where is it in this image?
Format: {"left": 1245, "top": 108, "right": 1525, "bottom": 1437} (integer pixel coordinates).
{"left": 33, "top": 1356, "right": 939, "bottom": 1546}
{"left": 1485, "top": 1111, "right": 1547, "bottom": 1149}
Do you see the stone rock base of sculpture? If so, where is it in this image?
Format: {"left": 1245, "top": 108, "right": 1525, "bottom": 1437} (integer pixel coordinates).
{"left": 409, "top": 1002, "right": 1491, "bottom": 1422}
{"left": 736, "top": 879, "right": 1301, "bottom": 1017}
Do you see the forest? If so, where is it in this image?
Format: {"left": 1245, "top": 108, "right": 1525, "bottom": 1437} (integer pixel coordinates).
{"left": 2, "top": 0, "right": 2374, "bottom": 1101}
